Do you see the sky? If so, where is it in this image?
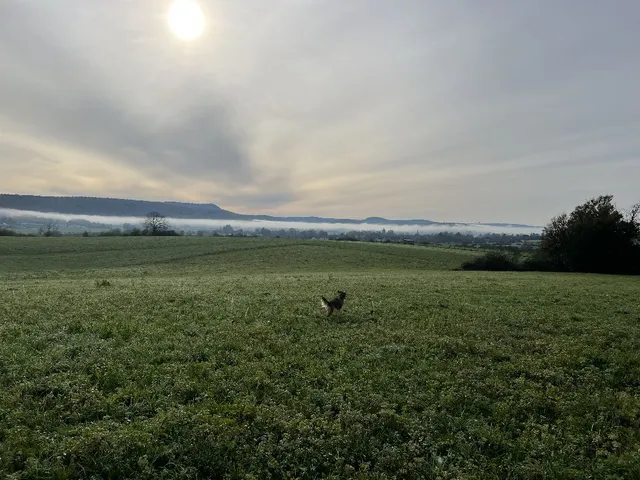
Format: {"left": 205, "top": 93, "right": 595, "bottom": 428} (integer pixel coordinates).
{"left": 0, "top": 1, "right": 638, "bottom": 225}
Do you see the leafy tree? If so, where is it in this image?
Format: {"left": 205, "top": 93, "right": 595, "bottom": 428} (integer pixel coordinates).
{"left": 627, "top": 203, "right": 640, "bottom": 224}
{"left": 143, "top": 211, "right": 169, "bottom": 235}
{"left": 540, "top": 195, "right": 640, "bottom": 274}
{"left": 538, "top": 213, "right": 570, "bottom": 269}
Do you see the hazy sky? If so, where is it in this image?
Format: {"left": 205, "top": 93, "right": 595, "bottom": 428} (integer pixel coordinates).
{"left": 0, "top": 1, "right": 638, "bottom": 224}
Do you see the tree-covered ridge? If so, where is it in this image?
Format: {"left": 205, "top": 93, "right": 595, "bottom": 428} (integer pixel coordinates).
{"left": 0, "top": 194, "right": 538, "bottom": 227}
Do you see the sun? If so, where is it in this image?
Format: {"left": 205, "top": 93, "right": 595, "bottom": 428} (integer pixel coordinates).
{"left": 167, "top": 0, "right": 205, "bottom": 41}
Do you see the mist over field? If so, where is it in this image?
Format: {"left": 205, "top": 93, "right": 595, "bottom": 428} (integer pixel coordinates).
{"left": 0, "top": 208, "right": 542, "bottom": 235}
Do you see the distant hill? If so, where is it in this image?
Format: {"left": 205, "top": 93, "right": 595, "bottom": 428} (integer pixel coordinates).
{"left": 0, "top": 194, "right": 241, "bottom": 219}
{"left": 0, "top": 194, "right": 539, "bottom": 228}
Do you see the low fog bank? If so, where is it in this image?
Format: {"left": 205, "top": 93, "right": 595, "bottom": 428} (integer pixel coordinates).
{"left": 0, "top": 208, "right": 542, "bottom": 235}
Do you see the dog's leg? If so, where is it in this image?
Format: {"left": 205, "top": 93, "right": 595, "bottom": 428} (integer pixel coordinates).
{"left": 321, "top": 297, "right": 333, "bottom": 316}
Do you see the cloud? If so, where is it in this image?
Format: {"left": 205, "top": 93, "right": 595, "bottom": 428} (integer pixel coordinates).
{"left": 0, "top": 0, "right": 284, "bottom": 194}
{"left": 0, "top": 0, "right": 638, "bottom": 224}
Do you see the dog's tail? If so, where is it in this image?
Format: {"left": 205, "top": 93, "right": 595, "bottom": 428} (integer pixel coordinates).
{"left": 320, "top": 296, "right": 333, "bottom": 316}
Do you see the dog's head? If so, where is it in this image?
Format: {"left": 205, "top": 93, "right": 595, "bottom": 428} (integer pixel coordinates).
{"left": 337, "top": 290, "right": 347, "bottom": 299}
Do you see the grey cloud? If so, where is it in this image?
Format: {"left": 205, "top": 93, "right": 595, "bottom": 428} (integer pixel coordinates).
{"left": 0, "top": 0, "right": 639, "bottom": 223}
{"left": 0, "top": 1, "right": 265, "bottom": 187}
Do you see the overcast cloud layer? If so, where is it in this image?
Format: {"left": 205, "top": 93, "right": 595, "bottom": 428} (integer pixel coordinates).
{"left": 0, "top": 0, "right": 638, "bottom": 225}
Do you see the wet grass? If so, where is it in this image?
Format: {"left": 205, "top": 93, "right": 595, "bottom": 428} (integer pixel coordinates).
{"left": 0, "top": 237, "right": 638, "bottom": 479}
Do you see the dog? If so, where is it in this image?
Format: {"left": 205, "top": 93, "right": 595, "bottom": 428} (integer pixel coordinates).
{"left": 320, "top": 291, "right": 347, "bottom": 316}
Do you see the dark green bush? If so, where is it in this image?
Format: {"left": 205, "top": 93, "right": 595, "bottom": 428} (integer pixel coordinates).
{"left": 461, "top": 251, "right": 521, "bottom": 271}
{"left": 520, "top": 250, "right": 555, "bottom": 272}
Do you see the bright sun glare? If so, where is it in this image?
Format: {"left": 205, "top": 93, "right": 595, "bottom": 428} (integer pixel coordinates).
{"left": 167, "top": 0, "right": 205, "bottom": 41}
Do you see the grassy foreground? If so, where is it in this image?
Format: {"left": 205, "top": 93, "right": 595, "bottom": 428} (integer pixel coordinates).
{"left": 0, "top": 237, "right": 639, "bottom": 479}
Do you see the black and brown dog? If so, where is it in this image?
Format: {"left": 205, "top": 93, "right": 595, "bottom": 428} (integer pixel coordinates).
{"left": 320, "top": 291, "right": 347, "bottom": 316}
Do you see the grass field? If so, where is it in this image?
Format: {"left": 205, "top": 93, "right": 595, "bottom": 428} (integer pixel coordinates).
{"left": 1, "top": 237, "right": 639, "bottom": 479}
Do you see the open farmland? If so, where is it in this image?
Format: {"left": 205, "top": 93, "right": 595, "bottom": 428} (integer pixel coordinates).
{"left": 0, "top": 237, "right": 639, "bottom": 479}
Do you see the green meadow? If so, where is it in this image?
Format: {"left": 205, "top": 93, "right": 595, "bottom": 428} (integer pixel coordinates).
{"left": 0, "top": 237, "right": 638, "bottom": 479}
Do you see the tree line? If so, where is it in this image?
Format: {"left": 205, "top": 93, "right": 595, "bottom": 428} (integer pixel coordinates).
{"left": 3, "top": 195, "right": 639, "bottom": 275}
{"left": 462, "top": 195, "right": 640, "bottom": 275}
